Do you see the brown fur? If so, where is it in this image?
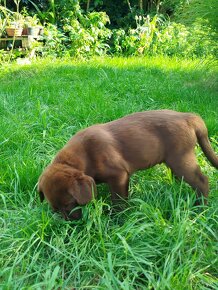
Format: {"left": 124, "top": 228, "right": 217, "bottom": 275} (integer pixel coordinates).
{"left": 38, "top": 110, "right": 218, "bottom": 220}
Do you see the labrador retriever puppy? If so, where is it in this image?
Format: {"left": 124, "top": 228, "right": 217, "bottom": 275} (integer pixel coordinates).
{"left": 38, "top": 110, "right": 218, "bottom": 220}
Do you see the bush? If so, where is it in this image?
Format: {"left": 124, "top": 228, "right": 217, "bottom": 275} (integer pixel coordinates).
{"left": 110, "top": 15, "right": 218, "bottom": 58}
{"left": 0, "top": 1, "right": 217, "bottom": 61}
{"left": 63, "top": 11, "right": 111, "bottom": 57}
{"left": 111, "top": 15, "right": 161, "bottom": 56}
{"left": 37, "top": 11, "right": 111, "bottom": 58}
{"left": 40, "top": 24, "right": 68, "bottom": 57}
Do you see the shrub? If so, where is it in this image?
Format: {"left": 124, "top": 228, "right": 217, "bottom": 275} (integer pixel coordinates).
{"left": 0, "top": 1, "right": 217, "bottom": 61}
{"left": 37, "top": 11, "right": 111, "bottom": 58}
{"left": 110, "top": 15, "right": 218, "bottom": 58}
{"left": 40, "top": 24, "right": 68, "bottom": 57}
{"left": 155, "top": 18, "right": 217, "bottom": 58}
{"left": 63, "top": 11, "right": 111, "bottom": 57}
{"left": 111, "top": 15, "right": 161, "bottom": 56}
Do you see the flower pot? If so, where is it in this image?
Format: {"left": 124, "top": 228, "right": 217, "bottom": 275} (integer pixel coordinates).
{"left": 6, "top": 27, "right": 23, "bottom": 37}
{"left": 22, "top": 27, "right": 28, "bottom": 35}
{"left": 27, "top": 27, "right": 40, "bottom": 37}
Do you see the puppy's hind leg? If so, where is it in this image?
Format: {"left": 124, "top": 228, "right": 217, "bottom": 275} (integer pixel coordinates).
{"left": 166, "top": 152, "right": 209, "bottom": 205}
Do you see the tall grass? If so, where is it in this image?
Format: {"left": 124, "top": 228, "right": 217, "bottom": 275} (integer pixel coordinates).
{"left": 175, "top": 0, "right": 218, "bottom": 30}
{"left": 0, "top": 56, "right": 217, "bottom": 289}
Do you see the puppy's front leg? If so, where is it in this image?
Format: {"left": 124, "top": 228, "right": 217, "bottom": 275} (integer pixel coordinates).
{"left": 107, "top": 171, "right": 129, "bottom": 204}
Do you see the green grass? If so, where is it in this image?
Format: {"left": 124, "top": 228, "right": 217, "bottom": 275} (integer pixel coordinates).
{"left": 0, "top": 56, "right": 218, "bottom": 289}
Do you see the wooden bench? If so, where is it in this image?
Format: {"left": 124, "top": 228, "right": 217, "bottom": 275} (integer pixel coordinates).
{"left": 0, "top": 35, "right": 40, "bottom": 50}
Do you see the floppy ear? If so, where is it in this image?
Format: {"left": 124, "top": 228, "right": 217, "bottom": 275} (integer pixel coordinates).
{"left": 69, "top": 175, "right": 97, "bottom": 205}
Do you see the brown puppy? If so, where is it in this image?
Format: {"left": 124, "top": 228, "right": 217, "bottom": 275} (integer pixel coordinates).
{"left": 38, "top": 110, "right": 218, "bottom": 220}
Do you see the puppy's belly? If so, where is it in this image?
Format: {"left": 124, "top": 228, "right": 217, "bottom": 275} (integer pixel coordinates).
{"left": 127, "top": 150, "right": 163, "bottom": 172}
{"left": 120, "top": 138, "right": 164, "bottom": 173}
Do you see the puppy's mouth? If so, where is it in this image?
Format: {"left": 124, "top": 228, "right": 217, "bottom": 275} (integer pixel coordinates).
{"left": 61, "top": 208, "right": 82, "bottom": 220}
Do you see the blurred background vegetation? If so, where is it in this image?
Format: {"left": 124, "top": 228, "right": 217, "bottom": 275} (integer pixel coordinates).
{"left": 0, "top": 0, "right": 217, "bottom": 60}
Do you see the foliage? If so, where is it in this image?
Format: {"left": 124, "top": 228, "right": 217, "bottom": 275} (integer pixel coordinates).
{"left": 39, "top": 24, "right": 67, "bottom": 57}
{"left": 0, "top": 1, "right": 217, "bottom": 61}
{"left": 80, "top": 0, "right": 187, "bottom": 28}
{"left": 110, "top": 15, "right": 217, "bottom": 58}
{"left": 63, "top": 11, "right": 111, "bottom": 57}
{"left": 37, "top": 11, "right": 218, "bottom": 59}
{"left": 0, "top": 15, "right": 6, "bottom": 35}
{"left": 171, "top": 0, "right": 218, "bottom": 58}
{"left": 36, "top": 10, "right": 111, "bottom": 58}
{"left": 174, "top": 0, "right": 218, "bottom": 31}
{"left": 155, "top": 19, "right": 217, "bottom": 58}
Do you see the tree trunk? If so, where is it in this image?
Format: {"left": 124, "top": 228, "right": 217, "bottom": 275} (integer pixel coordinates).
{"left": 139, "top": 0, "right": 152, "bottom": 13}
{"left": 147, "top": 0, "right": 151, "bottom": 12}
{"left": 87, "top": 0, "right": 90, "bottom": 11}
{"left": 139, "top": 0, "right": 143, "bottom": 10}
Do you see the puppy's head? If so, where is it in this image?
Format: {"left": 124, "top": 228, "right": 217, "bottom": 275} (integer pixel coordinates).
{"left": 38, "top": 163, "right": 96, "bottom": 220}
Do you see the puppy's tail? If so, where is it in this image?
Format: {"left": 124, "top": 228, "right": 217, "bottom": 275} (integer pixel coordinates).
{"left": 192, "top": 115, "right": 218, "bottom": 169}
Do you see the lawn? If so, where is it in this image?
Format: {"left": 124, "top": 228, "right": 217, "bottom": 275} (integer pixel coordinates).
{"left": 0, "top": 56, "right": 217, "bottom": 289}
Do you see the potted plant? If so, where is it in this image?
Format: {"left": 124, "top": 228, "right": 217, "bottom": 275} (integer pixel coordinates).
{"left": 5, "top": 12, "right": 24, "bottom": 37}
{"left": 25, "top": 15, "right": 41, "bottom": 38}
{"left": 0, "top": 5, "right": 13, "bottom": 36}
